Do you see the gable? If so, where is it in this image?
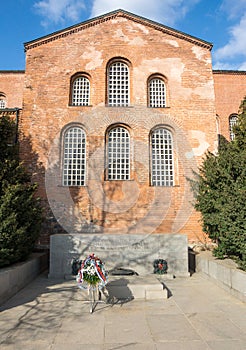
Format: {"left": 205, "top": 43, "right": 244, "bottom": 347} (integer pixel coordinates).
{"left": 24, "top": 9, "right": 212, "bottom": 52}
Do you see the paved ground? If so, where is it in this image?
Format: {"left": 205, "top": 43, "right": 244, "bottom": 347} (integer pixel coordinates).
{"left": 0, "top": 272, "right": 246, "bottom": 350}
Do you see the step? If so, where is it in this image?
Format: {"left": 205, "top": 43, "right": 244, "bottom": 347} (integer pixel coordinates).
{"left": 107, "top": 274, "right": 169, "bottom": 300}
{"left": 78, "top": 274, "right": 171, "bottom": 301}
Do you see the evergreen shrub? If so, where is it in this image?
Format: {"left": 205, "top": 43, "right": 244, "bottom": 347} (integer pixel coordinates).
{"left": 0, "top": 116, "right": 42, "bottom": 267}
{"left": 192, "top": 97, "right": 246, "bottom": 270}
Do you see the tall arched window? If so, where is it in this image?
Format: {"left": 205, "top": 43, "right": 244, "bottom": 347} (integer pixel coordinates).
{"left": 107, "top": 126, "right": 130, "bottom": 180}
{"left": 229, "top": 114, "right": 238, "bottom": 141}
{"left": 151, "top": 127, "right": 174, "bottom": 186}
{"left": 148, "top": 77, "right": 166, "bottom": 107}
{"left": 108, "top": 61, "right": 129, "bottom": 106}
{"left": 71, "top": 76, "right": 90, "bottom": 106}
{"left": 62, "top": 126, "right": 86, "bottom": 186}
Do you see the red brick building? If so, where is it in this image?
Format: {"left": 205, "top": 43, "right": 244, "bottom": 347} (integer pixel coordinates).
{"left": 0, "top": 10, "right": 245, "bottom": 247}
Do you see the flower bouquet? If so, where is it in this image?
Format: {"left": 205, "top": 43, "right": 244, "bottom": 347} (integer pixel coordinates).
{"left": 76, "top": 254, "right": 107, "bottom": 289}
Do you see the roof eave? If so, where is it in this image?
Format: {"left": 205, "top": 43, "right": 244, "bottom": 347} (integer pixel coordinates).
{"left": 24, "top": 9, "right": 213, "bottom": 51}
{"left": 213, "top": 69, "right": 246, "bottom": 74}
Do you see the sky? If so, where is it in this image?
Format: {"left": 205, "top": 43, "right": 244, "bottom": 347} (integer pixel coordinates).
{"left": 1, "top": 0, "right": 246, "bottom": 71}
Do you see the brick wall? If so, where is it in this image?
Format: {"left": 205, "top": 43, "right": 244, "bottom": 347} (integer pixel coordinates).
{"left": 19, "top": 12, "right": 218, "bottom": 246}
{"left": 213, "top": 70, "right": 246, "bottom": 140}
{"left": 0, "top": 71, "right": 24, "bottom": 108}
{"left": 1, "top": 12, "right": 245, "bottom": 248}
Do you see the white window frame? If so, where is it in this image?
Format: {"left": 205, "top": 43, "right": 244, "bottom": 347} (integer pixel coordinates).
{"left": 148, "top": 78, "right": 166, "bottom": 108}
{"left": 0, "top": 96, "right": 6, "bottom": 109}
{"left": 151, "top": 127, "right": 174, "bottom": 186}
{"left": 72, "top": 76, "right": 90, "bottom": 106}
{"left": 62, "top": 127, "right": 86, "bottom": 186}
{"left": 107, "top": 126, "right": 130, "bottom": 180}
{"left": 229, "top": 114, "right": 238, "bottom": 141}
{"left": 108, "top": 61, "right": 129, "bottom": 106}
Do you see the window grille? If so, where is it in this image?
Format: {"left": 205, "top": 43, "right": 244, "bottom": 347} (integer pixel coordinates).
{"left": 72, "top": 77, "right": 90, "bottom": 106}
{"left": 151, "top": 128, "right": 174, "bottom": 186}
{"left": 63, "top": 127, "right": 86, "bottom": 186}
{"left": 108, "top": 62, "right": 129, "bottom": 106}
{"left": 229, "top": 114, "right": 238, "bottom": 141}
{"left": 107, "top": 126, "right": 130, "bottom": 180}
{"left": 0, "top": 99, "right": 6, "bottom": 109}
{"left": 149, "top": 78, "right": 166, "bottom": 107}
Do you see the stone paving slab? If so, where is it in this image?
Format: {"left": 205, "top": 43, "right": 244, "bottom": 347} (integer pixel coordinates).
{"left": 0, "top": 272, "right": 246, "bottom": 349}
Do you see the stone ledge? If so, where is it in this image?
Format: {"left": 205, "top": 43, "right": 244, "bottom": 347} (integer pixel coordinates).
{"left": 0, "top": 252, "right": 49, "bottom": 306}
{"left": 196, "top": 251, "right": 246, "bottom": 303}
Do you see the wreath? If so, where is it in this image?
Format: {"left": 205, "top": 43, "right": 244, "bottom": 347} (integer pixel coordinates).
{"left": 153, "top": 259, "right": 168, "bottom": 274}
{"left": 76, "top": 254, "right": 107, "bottom": 289}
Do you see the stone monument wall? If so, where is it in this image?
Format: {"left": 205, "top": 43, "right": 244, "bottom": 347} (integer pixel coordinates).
{"left": 49, "top": 233, "right": 189, "bottom": 278}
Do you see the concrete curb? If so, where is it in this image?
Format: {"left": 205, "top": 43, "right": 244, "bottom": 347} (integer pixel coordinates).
{"left": 0, "top": 252, "right": 48, "bottom": 305}
{"left": 196, "top": 251, "right": 246, "bottom": 302}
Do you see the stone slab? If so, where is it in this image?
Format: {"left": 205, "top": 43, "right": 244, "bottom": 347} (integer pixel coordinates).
{"left": 0, "top": 253, "right": 48, "bottom": 305}
{"left": 1, "top": 273, "right": 246, "bottom": 349}
{"left": 76, "top": 274, "right": 168, "bottom": 300}
{"left": 49, "top": 233, "right": 189, "bottom": 279}
{"left": 196, "top": 251, "right": 246, "bottom": 302}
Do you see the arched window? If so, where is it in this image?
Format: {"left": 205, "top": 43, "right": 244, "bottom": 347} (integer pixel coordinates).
{"left": 229, "top": 114, "right": 238, "bottom": 141}
{"left": 71, "top": 76, "right": 90, "bottom": 106}
{"left": 0, "top": 93, "right": 6, "bottom": 109}
{"left": 107, "top": 61, "right": 129, "bottom": 106}
{"left": 107, "top": 126, "right": 130, "bottom": 180}
{"left": 62, "top": 126, "right": 86, "bottom": 186}
{"left": 148, "top": 77, "right": 166, "bottom": 107}
{"left": 151, "top": 127, "right": 174, "bottom": 186}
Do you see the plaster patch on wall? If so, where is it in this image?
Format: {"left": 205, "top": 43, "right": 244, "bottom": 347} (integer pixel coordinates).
{"left": 185, "top": 130, "right": 210, "bottom": 158}
{"left": 134, "top": 57, "right": 190, "bottom": 99}
{"left": 192, "top": 46, "right": 211, "bottom": 65}
{"left": 140, "top": 58, "right": 185, "bottom": 80}
{"left": 114, "top": 28, "right": 146, "bottom": 45}
{"left": 114, "top": 28, "right": 125, "bottom": 39}
{"left": 164, "top": 39, "right": 179, "bottom": 47}
{"left": 131, "top": 22, "right": 149, "bottom": 34}
{"left": 192, "top": 46, "right": 205, "bottom": 60}
{"left": 168, "top": 60, "right": 184, "bottom": 84}
{"left": 111, "top": 18, "right": 127, "bottom": 24}
{"left": 131, "top": 37, "right": 146, "bottom": 45}
{"left": 81, "top": 47, "right": 103, "bottom": 70}
{"left": 114, "top": 20, "right": 149, "bottom": 35}
{"left": 194, "top": 80, "right": 215, "bottom": 99}
{"left": 135, "top": 57, "right": 214, "bottom": 101}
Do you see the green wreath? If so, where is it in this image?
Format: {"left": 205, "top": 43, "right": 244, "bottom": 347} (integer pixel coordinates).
{"left": 153, "top": 259, "right": 168, "bottom": 274}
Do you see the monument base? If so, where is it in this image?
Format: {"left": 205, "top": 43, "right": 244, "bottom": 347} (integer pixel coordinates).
{"left": 76, "top": 275, "right": 169, "bottom": 301}
{"left": 49, "top": 233, "right": 190, "bottom": 279}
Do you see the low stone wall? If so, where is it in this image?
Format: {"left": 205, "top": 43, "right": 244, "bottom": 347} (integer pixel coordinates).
{"left": 49, "top": 233, "right": 190, "bottom": 279}
{"left": 0, "top": 252, "right": 49, "bottom": 306}
{"left": 196, "top": 251, "right": 246, "bottom": 302}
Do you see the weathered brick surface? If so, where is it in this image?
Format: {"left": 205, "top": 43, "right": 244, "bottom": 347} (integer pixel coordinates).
{"left": 213, "top": 71, "right": 246, "bottom": 140}
{"left": 0, "top": 71, "right": 24, "bottom": 108}
{"left": 0, "top": 11, "right": 245, "bottom": 247}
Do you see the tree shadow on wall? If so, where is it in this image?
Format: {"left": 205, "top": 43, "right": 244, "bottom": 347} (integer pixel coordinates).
{"left": 19, "top": 135, "right": 67, "bottom": 246}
